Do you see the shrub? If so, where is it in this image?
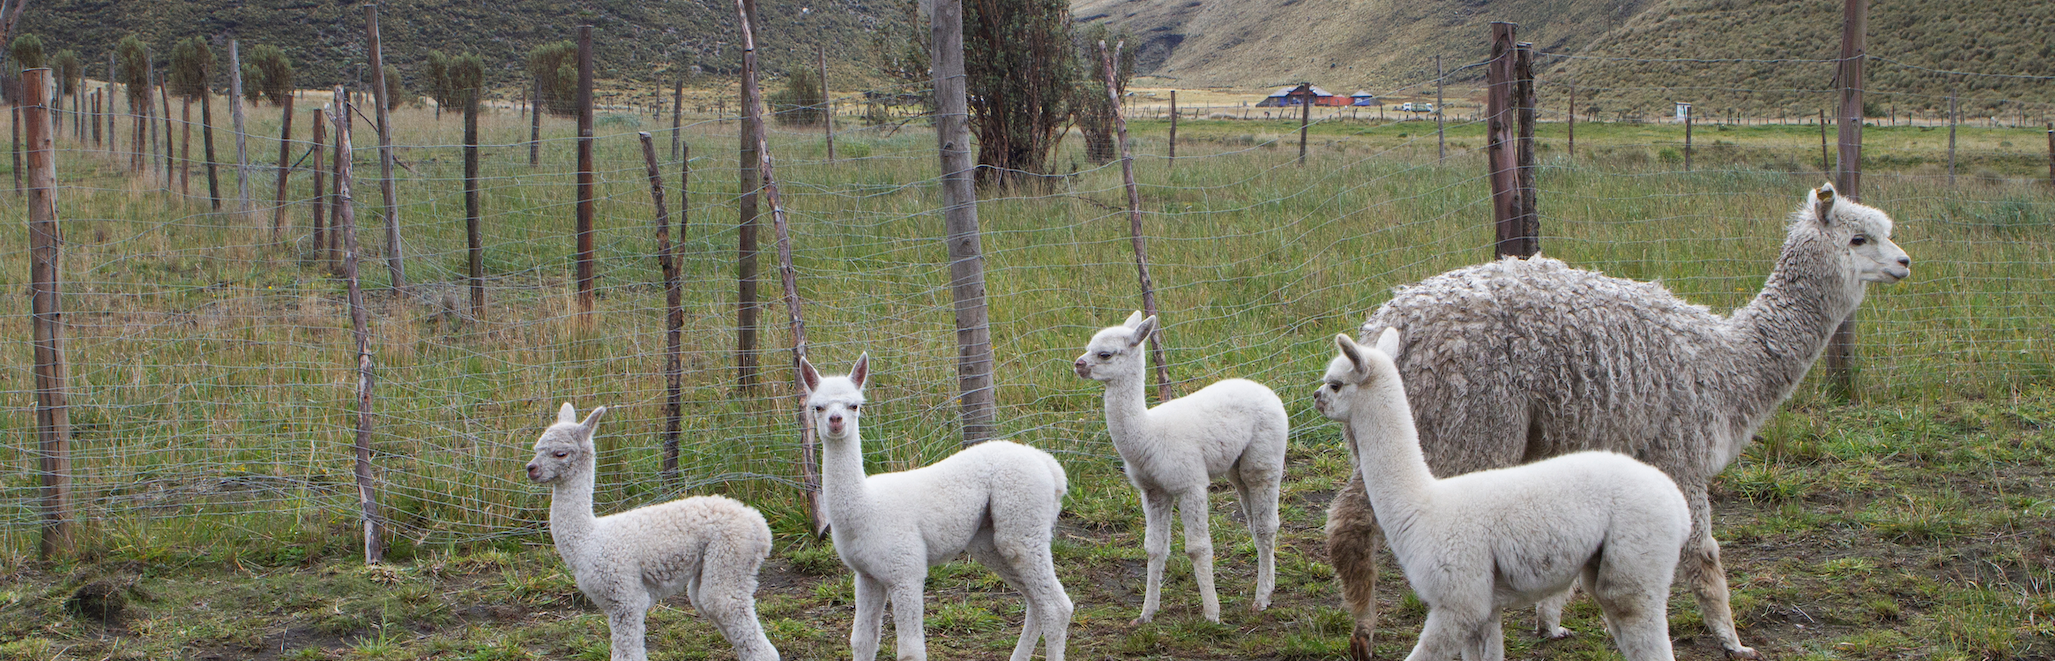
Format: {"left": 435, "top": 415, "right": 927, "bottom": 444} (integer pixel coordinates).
{"left": 244, "top": 44, "right": 294, "bottom": 106}
{"left": 768, "top": 69, "right": 825, "bottom": 126}
{"left": 526, "top": 41, "right": 579, "bottom": 116}
{"left": 169, "top": 38, "right": 214, "bottom": 100}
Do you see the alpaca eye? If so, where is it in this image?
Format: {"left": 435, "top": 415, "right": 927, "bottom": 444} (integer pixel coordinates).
{"left": 552, "top": 451, "right": 569, "bottom": 458}
{"left": 1328, "top": 383, "right": 1342, "bottom": 391}
{"left": 850, "top": 404, "right": 860, "bottom": 411}
{"left": 814, "top": 405, "right": 824, "bottom": 412}
{"left": 1097, "top": 352, "right": 1112, "bottom": 360}
{"left": 1850, "top": 235, "right": 1868, "bottom": 246}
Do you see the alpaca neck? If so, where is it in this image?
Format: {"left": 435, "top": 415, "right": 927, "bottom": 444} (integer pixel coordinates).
{"left": 1729, "top": 234, "right": 1863, "bottom": 410}
{"left": 818, "top": 432, "right": 874, "bottom": 532}
{"left": 548, "top": 467, "right": 599, "bottom": 559}
{"left": 1345, "top": 378, "right": 1437, "bottom": 527}
{"left": 1100, "top": 366, "right": 1154, "bottom": 452}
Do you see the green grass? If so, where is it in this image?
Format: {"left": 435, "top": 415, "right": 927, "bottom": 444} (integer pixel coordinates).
{"left": 0, "top": 104, "right": 2051, "bottom": 658}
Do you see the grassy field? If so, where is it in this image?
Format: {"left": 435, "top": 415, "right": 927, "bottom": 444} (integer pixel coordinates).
{"left": 1, "top": 99, "right": 2051, "bottom": 659}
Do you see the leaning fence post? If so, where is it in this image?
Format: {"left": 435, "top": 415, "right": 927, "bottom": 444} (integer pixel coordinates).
{"left": 332, "top": 86, "right": 385, "bottom": 564}
{"left": 640, "top": 134, "right": 688, "bottom": 483}
{"left": 312, "top": 107, "right": 327, "bottom": 258}
{"left": 735, "top": 0, "right": 823, "bottom": 531}
{"left": 366, "top": 6, "right": 409, "bottom": 292}
{"left": 24, "top": 69, "right": 74, "bottom": 560}
{"left": 1102, "top": 41, "right": 1173, "bottom": 403}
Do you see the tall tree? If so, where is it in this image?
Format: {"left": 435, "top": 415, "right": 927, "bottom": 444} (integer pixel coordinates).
{"left": 244, "top": 44, "right": 293, "bottom": 106}
{"left": 167, "top": 37, "right": 211, "bottom": 99}
{"left": 425, "top": 50, "right": 451, "bottom": 119}
{"left": 527, "top": 41, "right": 578, "bottom": 116}
{"left": 1072, "top": 24, "right": 1135, "bottom": 165}
{"left": 963, "top": 0, "right": 1074, "bottom": 188}
{"left": 114, "top": 35, "right": 147, "bottom": 104}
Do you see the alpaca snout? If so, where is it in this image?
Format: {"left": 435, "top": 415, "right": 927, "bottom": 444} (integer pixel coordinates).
{"left": 1073, "top": 360, "right": 1091, "bottom": 378}
{"left": 826, "top": 413, "right": 846, "bottom": 435}
{"left": 525, "top": 463, "right": 542, "bottom": 482}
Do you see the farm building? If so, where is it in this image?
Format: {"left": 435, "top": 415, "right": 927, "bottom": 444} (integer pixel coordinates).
{"left": 1350, "top": 90, "right": 1376, "bottom": 106}
{"left": 1256, "top": 85, "right": 1351, "bottom": 107}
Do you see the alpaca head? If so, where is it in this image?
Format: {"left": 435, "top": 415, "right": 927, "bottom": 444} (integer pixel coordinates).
{"left": 1314, "top": 328, "right": 1403, "bottom": 423}
{"left": 1075, "top": 311, "right": 1156, "bottom": 382}
{"left": 526, "top": 403, "right": 607, "bottom": 485}
{"left": 800, "top": 353, "right": 870, "bottom": 443}
{"left": 1794, "top": 183, "right": 1911, "bottom": 288}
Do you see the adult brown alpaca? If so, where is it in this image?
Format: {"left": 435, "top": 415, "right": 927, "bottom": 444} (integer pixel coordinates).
{"left": 1326, "top": 184, "right": 1910, "bottom": 660}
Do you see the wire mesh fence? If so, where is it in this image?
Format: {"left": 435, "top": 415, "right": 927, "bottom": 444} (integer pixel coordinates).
{"left": 2, "top": 45, "right": 2050, "bottom": 559}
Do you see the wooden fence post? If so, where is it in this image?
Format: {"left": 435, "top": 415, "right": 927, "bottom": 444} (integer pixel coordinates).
{"left": 1296, "top": 82, "right": 1311, "bottom": 166}
{"left": 1819, "top": 109, "right": 1829, "bottom": 173}
{"left": 91, "top": 90, "right": 101, "bottom": 148}
{"left": 933, "top": 0, "right": 998, "bottom": 445}
{"left": 641, "top": 134, "right": 688, "bottom": 483}
{"left": 1683, "top": 102, "right": 1693, "bottom": 172}
{"left": 366, "top": 6, "right": 408, "bottom": 292}
{"left": 1567, "top": 82, "right": 1575, "bottom": 159}
{"left": 230, "top": 40, "right": 250, "bottom": 212}
{"left": 157, "top": 72, "right": 173, "bottom": 186}
{"left": 1827, "top": 0, "right": 1866, "bottom": 400}
{"left": 2045, "top": 122, "right": 2053, "bottom": 188}
{"left": 671, "top": 73, "right": 684, "bottom": 162}
{"left": 1168, "top": 89, "right": 1178, "bottom": 162}
{"left": 1514, "top": 41, "right": 1538, "bottom": 255}
{"left": 1946, "top": 95, "right": 1956, "bottom": 186}
{"left": 332, "top": 86, "right": 384, "bottom": 564}
{"left": 465, "top": 80, "right": 484, "bottom": 316}
{"left": 201, "top": 81, "right": 221, "bottom": 210}
{"left": 576, "top": 25, "right": 597, "bottom": 317}
{"left": 735, "top": 1, "right": 823, "bottom": 530}
{"left": 312, "top": 107, "right": 327, "bottom": 258}
{"left": 1435, "top": 54, "right": 1446, "bottom": 162}
{"left": 529, "top": 78, "right": 541, "bottom": 167}
{"left": 9, "top": 105, "right": 18, "bottom": 195}
{"left": 1487, "top": 22, "right": 1531, "bottom": 259}
{"left": 179, "top": 94, "right": 191, "bottom": 196}
{"left": 736, "top": 0, "right": 764, "bottom": 395}
{"left": 272, "top": 95, "right": 296, "bottom": 240}
{"left": 1102, "top": 42, "right": 1173, "bottom": 403}
{"left": 818, "top": 42, "right": 834, "bottom": 162}
{"left": 24, "top": 69, "right": 74, "bottom": 560}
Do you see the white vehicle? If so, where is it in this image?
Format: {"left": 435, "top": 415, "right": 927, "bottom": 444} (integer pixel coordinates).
{"left": 1398, "top": 102, "right": 1436, "bottom": 113}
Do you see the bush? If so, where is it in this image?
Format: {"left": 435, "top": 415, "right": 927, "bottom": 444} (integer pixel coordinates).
{"left": 116, "top": 35, "right": 150, "bottom": 105}
{"left": 768, "top": 69, "right": 825, "bottom": 127}
{"left": 9, "top": 33, "right": 44, "bottom": 69}
{"left": 527, "top": 41, "right": 579, "bottom": 116}
{"left": 169, "top": 38, "right": 214, "bottom": 100}
{"left": 245, "top": 44, "right": 294, "bottom": 106}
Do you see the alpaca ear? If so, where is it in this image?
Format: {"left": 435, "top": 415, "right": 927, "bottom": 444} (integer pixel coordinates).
{"left": 799, "top": 356, "right": 822, "bottom": 394}
{"left": 1335, "top": 334, "right": 1367, "bottom": 374}
{"left": 851, "top": 352, "right": 871, "bottom": 390}
{"left": 580, "top": 406, "right": 608, "bottom": 433}
{"left": 1813, "top": 183, "right": 1837, "bottom": 227}
{"left": 1128, "top": 315, "right": 1158, "bottom": 348}
{"left": 556, "top": 402, "right": 577, "bottom": 425}
{"left": 1123, "top": 310, "right": 1146, "bottom": 327}
{"left": 1374, "top": 327, "right": 1402, "bottom": 358}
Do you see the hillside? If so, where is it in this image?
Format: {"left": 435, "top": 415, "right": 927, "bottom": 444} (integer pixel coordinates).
{"left": 13, "top": 0, "right": 898, "bottom": 99}
{"left": 1074, "top": 0, "right": 2055, "bottom": 117}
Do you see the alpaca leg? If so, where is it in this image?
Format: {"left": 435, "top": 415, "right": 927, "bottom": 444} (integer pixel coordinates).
{"left": 851, "top": 573, "right": 888, "bottom": 661}
{"left": 693, "top": 550, "right": 779, "bottom": 661}
{"left": 968, "top": 533, "right": 1043, "bottom": 661}
{"left": 605, "top": 593, "right": 654, "bottom": 661}
{"left": 1135, "top": 488, "right": 1175, "bottom": 624}
{"left": 1583, "top": 570, "right": 1676, "bottom": 661}
{"left": 1241, "top": 471, "right": 1281, "bottom": 612}
{"left": 1005, "top": 549, "right": 1073, "bottom": 661}
{"left": 1326, "top": 470, "right": 1382, "bottom": 661}
{"left": 888, "top": 581, "right": 929, "bottom": 661}
{"left": 1533, "top": 585, "right": 1576, "bottom": 639}
{"left": 1681, "top": 485, "right": 1757, "bottom": 659}
{"left": 1470, "top": 611, "right": 1507, "bottom": 661}
{"left": 1402, "top": 608, "right": 1469, "bottom": 661}
{"left": 1177, "top": 488, "right": 1221, "bottom": 623}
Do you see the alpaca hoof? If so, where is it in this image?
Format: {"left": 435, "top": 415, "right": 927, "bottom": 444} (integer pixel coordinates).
{"left": 1348, "top": 629, "right": 1374, "bottom": 661}
{"left": 1538, "top": 625, "right": 1573, "bottom": 640}
{"left": 1725, "top": 644, "right": 1762, "bottom": 660}
{"left": 1130, "top": 614, "right": 1153, "bottom": 626}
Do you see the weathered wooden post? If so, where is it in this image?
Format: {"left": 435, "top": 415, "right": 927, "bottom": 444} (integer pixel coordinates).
{"left": 818, "top": 42, "right": 834, "bottom": 162}
{"left": 1567, "top": 82, "right": 1576, "bottom": 159}
{"left": 1168, "top": 89, "right": 1178, "bottom": 162}
{"left": 200, "top": 73, "right": 221, "bottom": 210}
{"left": 311, "top": 107, "right": 327, "bottom": 257}
{"left": 933, "top": 0, "right": 998, "bottom": 444}
{"left": 670, "top": 71, "right": 684, "bottom": 162}
{"left": 1514, "top": 41, "right": 1538, "bottom": 255}
{"left": 735, "top": 0, "right": 823, "bottom": 529}
{"left": 1683, "top": 102, "right": 1694, "bottom": 172}
{"left": 230, "top": 39, "right": 250, "bottom": 212}
{"left": 641, "top": 134, "right": 688, "bottom": 482}
{"left": 1436, "top": 54, "right": 1446, "bottom": 162}
{"left": 1946, "top": 95, "right": 1956, "bottom": 186}
{"left": 1818, "top": 109, "right": 1829, "bottom": 173}
{"left": 1103, "top": 42, "right": 1173, "bottom": 404}
{"left": 736, "top": 0, "right": 765, "bottom": 395}
{"left": 465, "top": 75, "right": 484, "bottom": 316}
{"left": 272, "top": 95, "right": 296, "bottom": 240}
{"left": 576, "top": 25, "right": 597, "bottom": 317}
{"left": 529, "top": 78, "right": 541, "bottom": 167}
{"left": 1296, "top": 82, "right": 1311, "bottom": 166}
{"left": 366, "top": 6, "right": 408, "bottom": 291}
{"left": 1486, "top": 23, "right": 1533, "bottom": 259}
{"left": 24, "top": 69, "right": 74, "bottom": 560}
{"left": 331, "top": 86, "right": 384, "bottom": 564}
{"left": 1826, "top": 0, "right": 1866, "bottom": 400}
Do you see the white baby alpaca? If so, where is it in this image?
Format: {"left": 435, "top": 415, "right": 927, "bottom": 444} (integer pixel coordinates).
{"left": 526, "top": 404, "right": 779, "bottom": 661}
{"left": 1075, "top": 312, "right": 1286, "bottom": 623}
{"left": 805, "top": 354, "right": 1073, "bottom": 661}
{"left": 1315, "top": 330, "right": 1688, "bottom": 661}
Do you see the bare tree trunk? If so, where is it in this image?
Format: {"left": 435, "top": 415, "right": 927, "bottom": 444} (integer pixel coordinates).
{"left": 1101, "top": 41, "right": 1172, "bottom": 403}
{"left": 332, "top": 86, "right": 384, "bottom": 564}
{"left": 22, "top": 69, "right": 74, "bottom": 561}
